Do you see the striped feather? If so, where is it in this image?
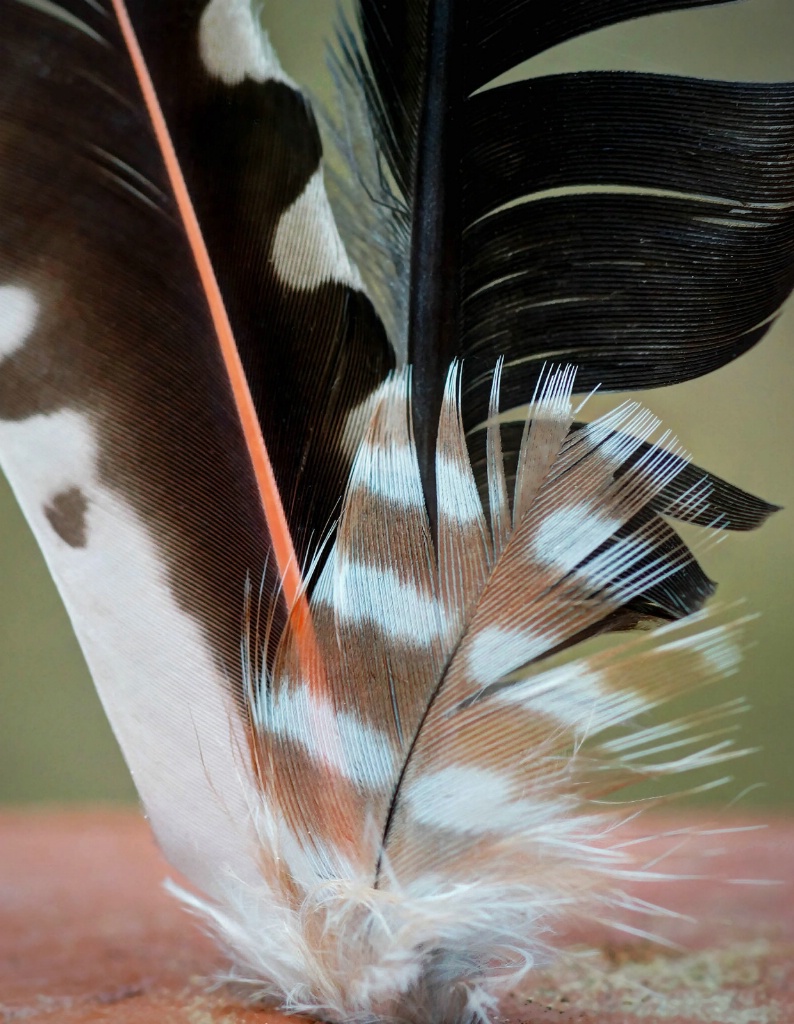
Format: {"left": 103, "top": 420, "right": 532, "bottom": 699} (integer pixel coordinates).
{"left": 178, "top": 366, "right": 756, "bottom": 1022}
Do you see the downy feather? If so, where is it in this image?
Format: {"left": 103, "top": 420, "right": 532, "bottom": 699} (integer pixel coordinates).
{"left": 176, "top": 367, "right": 755, "bottom": 1023}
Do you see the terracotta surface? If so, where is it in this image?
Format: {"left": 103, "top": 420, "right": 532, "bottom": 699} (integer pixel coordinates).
{"left": 1, "top": 808, "right": 792, "bottom": 1023}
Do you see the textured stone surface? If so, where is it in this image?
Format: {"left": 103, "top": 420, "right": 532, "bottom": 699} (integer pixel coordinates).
{"left": 1, "top": 809, "right": 792, "bottom": 1023}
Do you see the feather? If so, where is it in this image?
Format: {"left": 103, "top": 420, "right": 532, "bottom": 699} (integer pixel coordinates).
{"left": 333, "top": 0, "right": 794, "bottom": 508}
{"left": 177, "top": 368, "right": 753, "bottom": 1022}
{"left": 0, "top": 1, "right": 792, "bottom": 1022}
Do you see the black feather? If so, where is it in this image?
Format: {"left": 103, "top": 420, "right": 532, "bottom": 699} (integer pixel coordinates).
{"left": 341, "top": 0, "right": 794, "bottom": 515}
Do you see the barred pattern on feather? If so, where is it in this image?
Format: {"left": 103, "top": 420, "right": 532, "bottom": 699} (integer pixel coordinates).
{"left": 0, "top": 0, "right": 792, "bottom": 1023}
{"left": 173, "top": 366, "right": 752, "bottom": 1023}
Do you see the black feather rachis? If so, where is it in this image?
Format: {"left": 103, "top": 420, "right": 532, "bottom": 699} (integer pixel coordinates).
{"left": 341, "top": 0, "right": 794, "bottom": 465}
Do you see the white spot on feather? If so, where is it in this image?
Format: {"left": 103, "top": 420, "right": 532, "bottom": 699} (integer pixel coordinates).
{"left": 0, "top": 286, "right": 38, "bottom": 360}
{"left": 436, "top": 453, "right": 483, "bottom": 526}
{"left": 271, "top": 169, "right": 363, "bottom": 291}
{"left": 335, "top": 557, "right": 444, "bottom": 648}
{"left": 199, "top": 0, "right": 293, "bottom": 86}
{"left": 0, "top": 409, "right": 261, "bottom": 899}
{"left": 582, "top": 405, "right": 659, "bottom": 469}
{"left": 698, "top": 634, "right": 743, "bottom": 677}
{"left": 533, "top": 503, "right": 622, "bottom": 575}
{"left": 498, "top": 667, "right": 607, "bottom": 726}
{"left": 256, "top": 683, "right": 396, "bottom": 789}
{"left": 349, "top": 436, "right": 426, "bottom": 510}
{"left": 497, "top": 664, "right": 649, "bottom": 734}
{"left": 581, "top": 533, "right": 656, "bottom": 596}
{"left": 465, "top": 624, "right": 552, "bottom": 688}
{"left": 660, "top": 626, "right": 744, "bottom": 678}
{"left": 405, "top": 765, "right": 565, "bottom": 836}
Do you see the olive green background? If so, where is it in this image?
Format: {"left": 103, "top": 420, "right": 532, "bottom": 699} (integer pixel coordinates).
{"left": 1, "top": 0, "right": 792, "bottom": 806}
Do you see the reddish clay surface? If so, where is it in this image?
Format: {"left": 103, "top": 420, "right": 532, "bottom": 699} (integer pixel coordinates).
{"left": 1, "top": 809, "right": 792, "bottom": 1023}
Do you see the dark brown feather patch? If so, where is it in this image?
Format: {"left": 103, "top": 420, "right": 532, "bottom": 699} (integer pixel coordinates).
{"left": 44, "top": 486, "right": 88, "bottom": 548}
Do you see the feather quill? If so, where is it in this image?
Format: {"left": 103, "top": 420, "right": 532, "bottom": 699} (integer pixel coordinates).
{"left": 0, "top": 0, "right": 792, "bottom": 1022}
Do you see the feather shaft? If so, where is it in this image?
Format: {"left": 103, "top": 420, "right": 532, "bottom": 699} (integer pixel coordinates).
{"left": 408, "top": 0, "right": 464, "bottom": 526}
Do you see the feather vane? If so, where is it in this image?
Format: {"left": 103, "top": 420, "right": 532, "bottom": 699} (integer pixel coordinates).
{"left": 177, "top": 366, "right": 753, "bottom": 1023}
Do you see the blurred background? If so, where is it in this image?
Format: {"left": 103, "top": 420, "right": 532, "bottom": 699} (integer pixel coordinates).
{"left": 1, "top": 0, "right": 792, "bottom": 806}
